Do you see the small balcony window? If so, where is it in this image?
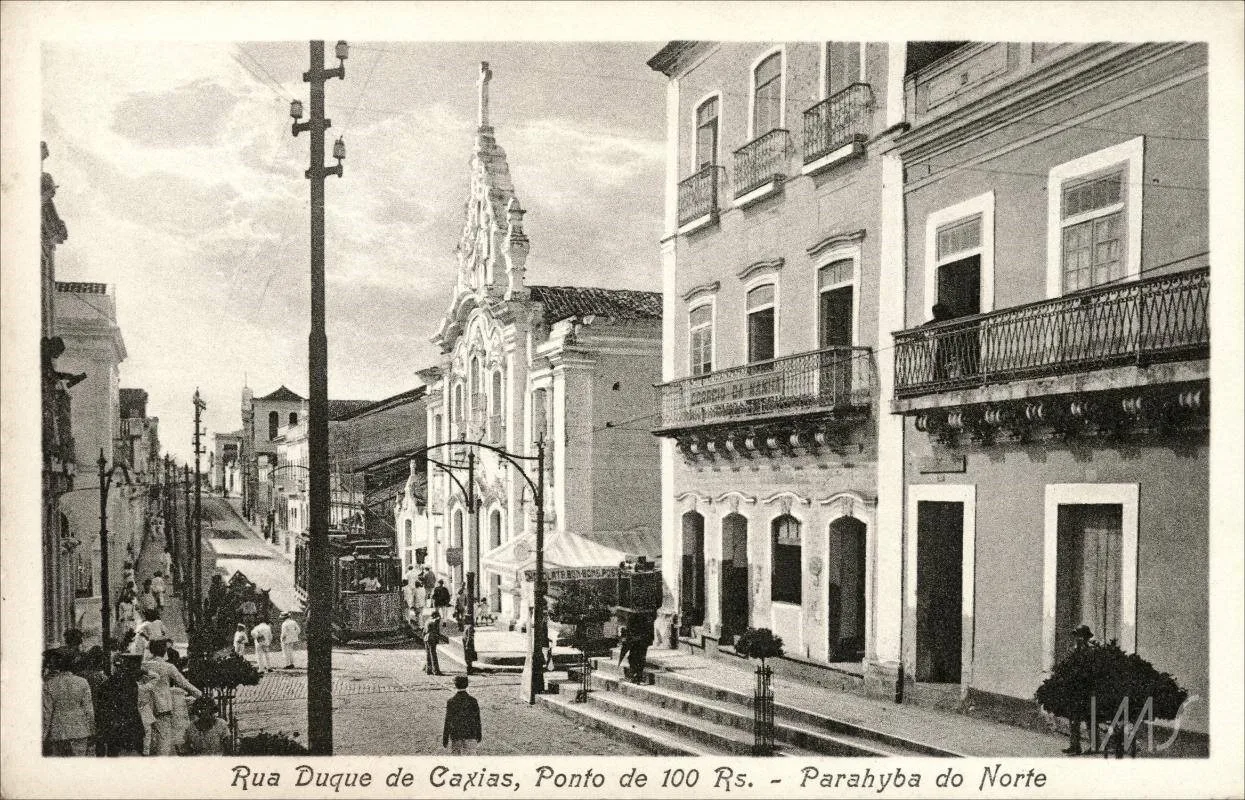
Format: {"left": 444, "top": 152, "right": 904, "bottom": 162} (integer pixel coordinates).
{"left": 689, "top": 304, "right": 713, "bottom": 376}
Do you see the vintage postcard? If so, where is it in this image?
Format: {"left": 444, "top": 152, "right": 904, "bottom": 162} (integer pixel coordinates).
{"left": 2, "top": 2, "right": 1242, "bottom": 798}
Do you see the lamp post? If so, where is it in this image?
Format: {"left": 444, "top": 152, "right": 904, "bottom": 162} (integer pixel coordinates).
{"left": 291, "top": 39, "right": 347, "bottom": 756}
{"left": 427, "top": 453, "right": 481, "bottom": 665}
{"left": 97, "top": 449, "right": 131, "bottom": 674}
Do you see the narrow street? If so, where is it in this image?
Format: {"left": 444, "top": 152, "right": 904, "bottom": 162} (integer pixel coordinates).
{"left": 203, "top": 495, "right": 647, "bottom": 755}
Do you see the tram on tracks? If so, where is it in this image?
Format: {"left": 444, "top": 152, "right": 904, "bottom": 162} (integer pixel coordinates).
{"left": 294, "top": 527, "right": 405, "bottom": 644}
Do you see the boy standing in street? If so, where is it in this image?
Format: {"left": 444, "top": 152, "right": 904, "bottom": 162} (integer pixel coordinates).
{"left": 442, "top": 676, "right": 481, "bottom": 755}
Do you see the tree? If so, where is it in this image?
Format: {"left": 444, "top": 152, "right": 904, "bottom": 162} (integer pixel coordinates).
{"left": 736, "top": 627, "right": 784, "bottom": 667}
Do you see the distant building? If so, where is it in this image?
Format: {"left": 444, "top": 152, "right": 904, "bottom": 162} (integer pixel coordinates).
{"left": 421, "top": 64, "right": 663, "bottom": 625}
{"left": 118, "top": 388, "right": 159, "bottom": 484}
{"left": 212, "top": 430, "right": 244, "bottom": 496}
{"left": 240, "top": 384, "right": 306, "bottom": 521}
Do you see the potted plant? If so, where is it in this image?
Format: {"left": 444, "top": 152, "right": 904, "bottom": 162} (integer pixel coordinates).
{"left": 548, "top": 581, "right": 614, "bottom": 701}
{"left": 237, "top": 730, "right": 310, "bottom": 755}
{"left": 735, "top": 628, "right": 783, "bottom": 756}
{"left": 1035, "top": 638, "right": 1187, "bottom": 757}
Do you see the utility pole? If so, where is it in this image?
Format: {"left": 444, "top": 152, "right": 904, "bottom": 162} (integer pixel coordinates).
{"left": 466, "top": 450, "right": 478, "bottom": 631}
{"left": 529, "top": 437, "right": 548, "bottom": 701}
{"left": 193, "top": 390, "right": 206, "bottom": 638}
{"left": 291, "top": 39, "right": 347, "bottom": 756}
{"left": 183, "top": 464, "right": 192, "bottom": 635}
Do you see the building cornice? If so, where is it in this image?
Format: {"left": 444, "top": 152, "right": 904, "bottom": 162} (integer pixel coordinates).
{"left": 647, "top": 42, "right": 716, "bottom": 77}
{"left": 681, "top": 281, "right": 720, "bottom": 303}
{"left": 736, "top": 257, "right": 784, "bottom": 282}
{"left": 897, "top": 42, "right": 1195, "bottom": 162}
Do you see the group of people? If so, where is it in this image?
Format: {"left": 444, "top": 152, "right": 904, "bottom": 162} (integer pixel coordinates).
{"left": 231, "top": 613, "right": 302, "bottom": 672}
{"left": 42, "top": 628, "right": 229, "bottom": 757}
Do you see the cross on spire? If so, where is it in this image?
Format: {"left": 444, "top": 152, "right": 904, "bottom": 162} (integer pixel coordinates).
{"left": 477, "top": 61, "right": 492, "bottom": 129}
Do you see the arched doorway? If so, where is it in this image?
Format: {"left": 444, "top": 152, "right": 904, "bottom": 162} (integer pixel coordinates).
{"left": 828, "top": 516, "right": 867, "bottom": 662}
{"left": 680, "top": 511, "right": 706, "bottom": 629}
{"left": 720, "top": 513, "right": 750, "bottom": 641}
{"left": 489, "top": 509, "right": 502, "bottom": 550}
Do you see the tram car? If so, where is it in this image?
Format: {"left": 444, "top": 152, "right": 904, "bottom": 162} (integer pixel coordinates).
{"left": 295, "top": 529, "right": 405, "bottom": 644}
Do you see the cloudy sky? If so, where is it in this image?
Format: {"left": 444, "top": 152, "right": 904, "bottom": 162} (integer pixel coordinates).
{"left": 43, "top": 40, "right": 667, "bottom": 459}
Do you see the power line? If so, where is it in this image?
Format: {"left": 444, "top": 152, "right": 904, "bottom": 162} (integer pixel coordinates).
{"left": 235, "top": 45, "right": 294, "bottom": 101}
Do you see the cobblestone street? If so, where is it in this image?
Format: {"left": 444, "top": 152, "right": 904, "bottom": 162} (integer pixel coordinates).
{"left": 234, "top": 644, "right": 650, "bottom": 755}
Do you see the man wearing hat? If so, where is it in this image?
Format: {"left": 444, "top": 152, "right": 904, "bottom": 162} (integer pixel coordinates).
{"left": 97, "top": 653, "right": 146, "bottom": 756}
{"left": 280, "top": 612, "right": 302, "bottom": 670}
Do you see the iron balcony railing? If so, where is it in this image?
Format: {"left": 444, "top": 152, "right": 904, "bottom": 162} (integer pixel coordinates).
{"left": 893, "top": 267, "right": 1209, "bottom": 399}
{"left": 733, "top": 129, "right": 791, "bottom": 198}
{"left": 677, "top": 165, "right": 725, "bottom": 227}
{"left": 659, "top": 346, "right": 874, "bottom": 430}
{"left": 803, "top": 83, "right": 873, "bottom": 164}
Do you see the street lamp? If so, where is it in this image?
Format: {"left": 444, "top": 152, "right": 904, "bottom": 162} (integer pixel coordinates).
{"left": 97, "top": 449, "right": 132, "bottom": 674}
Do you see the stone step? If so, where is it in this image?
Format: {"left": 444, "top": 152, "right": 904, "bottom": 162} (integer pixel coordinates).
{"left": 575, "top": 685, "right": 822, "bottom": 758}
{"left": 588, "top": 671, "right": 898, "bottom": 757}
{"left": 647, "top": 669, "right": 963, "bottom": 758}
{"left": 536, "top": 692, "right": 716, "bottom": 756}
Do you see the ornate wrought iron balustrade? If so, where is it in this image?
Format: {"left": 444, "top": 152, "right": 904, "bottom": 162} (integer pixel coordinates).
{"left": 893, "top": 268, "right": 1209, "bottom": 399}
{"left": 677, "top": 165, "right": 724, "bottom": 227}
{"left": 802, "top": 83, "right": 873, "bottom": 163}
{"left": 733, "top": 129, "right": 791, "bottom": 197}
{"left": 658, "top": 346, "right": 874, "bottom": 430}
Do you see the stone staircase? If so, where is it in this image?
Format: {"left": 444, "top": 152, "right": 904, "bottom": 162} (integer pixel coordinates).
{"left": 538, "top": 656, "right": 962, "bottom": 758}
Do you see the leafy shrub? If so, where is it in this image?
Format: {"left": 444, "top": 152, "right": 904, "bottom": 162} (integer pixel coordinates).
{"left": 735, "top": 628, "right": 784, "bottom": 663}
{"left": 188, "top": 652, "right": 262, "bottom": 689}
{"left": 548, "top": 582, "right": 613, "bottom": 648}
{"left": 1035, "top": 640, "right": 1187, "bottom": 722}
{"left": 237, "top": 731, "right": 309, "bottom": 755}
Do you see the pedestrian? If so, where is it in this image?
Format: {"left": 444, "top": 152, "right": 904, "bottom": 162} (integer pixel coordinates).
{"left": 150, "top": 571, "right": 167, "bottom": 611}
{"left": 453, "top": 585, "right": 466, "bottom": 627}
{"left": 162, "top": 550, "right": 174, "bottom": 587}
{"left": 43, "top": 649, "right": 95, "bottom": 756}
{"left": 250, "top": 618, "right": 273, "bottom": 673}
{"left": 1063, "top": 624, "right": 1095, "bottom": 755}
{"left": 420, "top": 566, "right": 436, "bottom": 605}
{"left": 279, "top": 612, "right": 301, "bottom": 670}
{"left": 403, "top": 565, "right": 419, "bottom": 610}
{"left": 462, "top": 620, "right": 477, "bottom": 675}
{"left": 206, "top": 575, "right": 226, "bottom": 619}
{"left": 56, "top": 627, "right": 84, "bottom": 664}
{"left": 233, "top": 624, "right": 249, "bottom": 659}
{"left": 424, "top": 611, "right": 444, "bottom": 676}
{"left": 129, "top": 620, "right": 151, "bottom": 659}
{"left": 442, "top": 675, "right": 482, "bottom": 755}
{"left": 626, "top": 612, "right": 654, "bottom": 684}
{"left": 182, "top": 697, "right": 231, "bottom": 756}
{"left": 122, "top": 561, "right": 136, "bottom": 590}
{"left": 144, "top": 638, "right": 203, "bottom": 756}
{"left": 165, "top": 647, "right": 192, "bottom": 753}
{"left": 139, "top": 579, "right": 158, "bottom": 619}
{"left": 137, "top": 609, "right": 168, "bottom": 647}
{"left": 136, "top": 667, "right": 158, "bottom": 755}
{"left": 116, "top": 589, "right": 137, "bottom": 639}
{"left": 432, "top": 580, "right": 451, "bottom": 619}
{"left": 97, "top": 653, "right": 146, "bottom": 757}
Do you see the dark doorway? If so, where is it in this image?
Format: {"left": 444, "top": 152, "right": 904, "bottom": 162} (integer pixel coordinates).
{"left": 720, "top": 513, "right": 750, "bottom": 640}
{"left": 680, "top": 512, "right": 706, "bottom": 629}
{"left": 828, "top": 516, "right": 867, "bottom": 662}
{"left": 819, "top": 284, "right": 854, "bottom": 404}
{"left": 1055, "top": 504, "right": 1123, "bottom": 658}
{"left": 915, "top": 501, "right": 964, "bottom": 683}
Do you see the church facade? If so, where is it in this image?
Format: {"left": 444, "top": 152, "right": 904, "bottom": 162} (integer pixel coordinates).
{"left": 419, "top": 64, "right": 663, "bottom": 625}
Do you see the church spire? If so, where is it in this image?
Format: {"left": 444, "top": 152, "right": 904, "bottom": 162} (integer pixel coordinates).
{"left": 477, "top": 61, "right": 492, "bottom": 130}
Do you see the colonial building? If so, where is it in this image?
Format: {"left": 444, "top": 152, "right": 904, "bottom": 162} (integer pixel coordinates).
{"left": 888, "top": 42, "right": 1208, "bottom": 728}
{"left": 420, "top": 64, "right": 663, "bottom": 625}
{"left": 55, "top": 280, "right": 145, "bottom": 641}
{"left": 239, "top": 384, "right": 306, "bottom": 522}
{"left": 118, "top": 388, "right": 160, "bottom": 484}
{"left": 41, "top": 142, "right": 82, "bottom": 647}
{"left": 212, "top": 429, "right": 244, "bottom": 496}
{"left": 648, "top": 42, "right": 896, "bottom": 676}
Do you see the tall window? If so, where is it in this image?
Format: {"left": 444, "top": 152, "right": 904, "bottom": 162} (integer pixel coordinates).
{"left": 771, "top": 515, "right": 802, "bottom": 604}
{"left": 689, "top": 304, "right": 713, "bottom": 376}
{"left": 490, "top": 509, "right": 502, "bottom": 550}
{"left": 824, "top": 42, "right": 861, "bottom": 96}
{"left": 695, "top": 96, "right": 719, "bottom": 169}
{"left": 268, "top": 411, "right": 279, "bottom": 441}
{"left": 752, "top": 52, "right": 783, "bottom": 137}
{"left": 1060, "top": 170, "right": 1126, "bottom": 292}
{"left": 289, "top": 411, "right": 298, "bottom": 426}
{"left": 404, "top": 519, "right": 413, "bottom": 548}
{"left": 746, "top": 284, "right": 776, "bottom": 364}
{"left": 934, "top": 215, "right": 983, "bottom": 319}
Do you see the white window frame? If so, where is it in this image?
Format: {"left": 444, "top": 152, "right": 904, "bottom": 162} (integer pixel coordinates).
{"left": 905, "top": 483, "right": 977, "bottom": 687}
{"left": 690, "top": 91, "right": 723, "bottom": 170}
{"left": 1045, "top": 137, "right": 1144, "bottom": 298}
{"left": 747, "top": 45, "right": 787, "bottom": 141}
{"left": 1042, "top": 483, "right": 1139, "bottom": 672}
{"left": 819, "top": 41, "right": 868, "bottom": 100}
{"left": 687, "top": 297, "right": 716, "bottom": 377}
{"left": 769, "top": 512, "right": 804, "bottom": 607}
{"left": 816, "top": 246, "right": 862, "bottom": 347}
{"left": 923, "top": 191, "right": 995, "bottom": 321}
{"left": 743, "top": 276, "right": 780, "bottom": 363}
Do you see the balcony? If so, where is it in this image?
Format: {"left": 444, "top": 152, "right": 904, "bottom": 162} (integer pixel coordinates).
{"left": 655, "top": 347, "right": 874, "bottom": 462}
{"left": 677, "top": 165, "right": 724, "bottom": 233}
{"left": 732, "top": 129, "right": 791, "bottom": 206}
{"left": 892, "top": 268, "right": 1209, "bottom": 442}
{"left": 802, "top": 83, "right": 873, "bottom": 173}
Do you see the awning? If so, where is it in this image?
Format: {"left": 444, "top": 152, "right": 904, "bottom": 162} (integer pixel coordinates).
{"left": 481, "top": 526, "right": 661, "bottom": 578}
